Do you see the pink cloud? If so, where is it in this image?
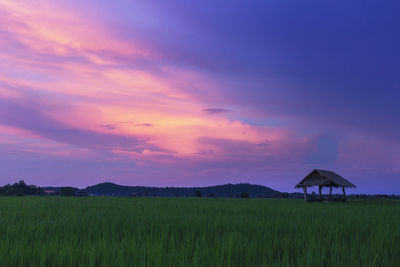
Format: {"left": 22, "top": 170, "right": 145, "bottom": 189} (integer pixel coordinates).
{"left": 0, "top": 0, "right": 295, "bottom": 163}
{"left": 0, "top": 1, "right": 152, "bottom": 61}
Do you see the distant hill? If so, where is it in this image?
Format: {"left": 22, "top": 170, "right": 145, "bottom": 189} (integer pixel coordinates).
{"left": 85, "top": 182, "right": 280, "bottom": 198}
{"left": 4, "top": 181, "right": 398, "bottom": 199}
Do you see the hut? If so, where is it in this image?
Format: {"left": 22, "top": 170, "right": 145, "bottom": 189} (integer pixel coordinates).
{"left": 295, "top": 169, "right": 356, "bottom": 201}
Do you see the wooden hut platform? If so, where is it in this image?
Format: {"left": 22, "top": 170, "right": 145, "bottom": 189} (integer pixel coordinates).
{"left": 295, "top": 169, "right": 356, "bottom": 202}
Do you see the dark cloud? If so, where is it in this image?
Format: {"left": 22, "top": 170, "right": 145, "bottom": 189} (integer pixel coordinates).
{"left": 114, "top": 0, "right": 400, "bottom": 143}
{"left": 103, "top": 124, "right": 116, "bottom": 130}
{"left": 0, "top": 97, "right": 148, "bottom": 151}
{"left": 116, "top": 122, "right": 152, "bottom": 127}
{"left": 203, "top": 108, "right": 230, "bottom": 114}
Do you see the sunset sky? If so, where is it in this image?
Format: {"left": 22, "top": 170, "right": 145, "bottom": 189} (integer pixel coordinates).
{"left": 0, "top": 1, "right": 399, "bottom": 193}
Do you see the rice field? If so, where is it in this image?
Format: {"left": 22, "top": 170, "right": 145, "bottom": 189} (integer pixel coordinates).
{"left": 0, "top": 197, "right": 399, "bottom": 266}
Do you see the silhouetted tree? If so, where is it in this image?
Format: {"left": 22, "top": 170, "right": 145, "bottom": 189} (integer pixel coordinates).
{"left": 60, "top": 187, "right": 76, "bottom": 197}
{"left": 195, "top": 190, "right": 202, "bottom": 198}
{"left": 25, "top": 185, "right": 38, "bottom": 195}
{"left": 0, "top": 180, "right": 43, "bottom": 196}
{"left": 280, "top": 192, "right": 289, "bottom": 198}
{"left": 273, "top": 192, "right": 289, "bottom": 198}
{"left": 240, "top": 192, "right": 249, "bottom": 198}
{"left": 4, "top": 181, "right": 25, "bottom": 196}
{"left": 36, "top": 187, "right": 45, "bottom": 195}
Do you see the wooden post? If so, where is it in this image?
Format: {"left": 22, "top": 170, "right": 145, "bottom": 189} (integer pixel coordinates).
{"left": 329, "top": 186, "right": 332, "bottom": 199}
{"left": 303, "top": 187, "right": 307, "bottom": 202}
{"left": 319, "top": 185, "right": 322, "bottom": 200}
{"left": 342, "top": 186, "right": 346, "bottom": 200}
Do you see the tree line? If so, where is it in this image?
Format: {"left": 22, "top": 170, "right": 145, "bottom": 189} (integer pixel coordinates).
{"left": 0, "top": 180, "right": 79, "bottom": 196}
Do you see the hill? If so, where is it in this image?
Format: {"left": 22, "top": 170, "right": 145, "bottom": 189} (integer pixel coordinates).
{"left": 85, "top": 182, "right": 280, "bottom": 198}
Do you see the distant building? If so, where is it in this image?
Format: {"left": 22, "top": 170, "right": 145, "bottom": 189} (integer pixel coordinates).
{"left": 295, "top": 169, "right": 356, "bottom": 201}
{"left": 44, "top": 190, "right": 56, "bottom": 195}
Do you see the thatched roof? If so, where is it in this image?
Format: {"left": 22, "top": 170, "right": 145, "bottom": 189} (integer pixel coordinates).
{"left": 295, "top": 169, "right": 356, "bottom": 188}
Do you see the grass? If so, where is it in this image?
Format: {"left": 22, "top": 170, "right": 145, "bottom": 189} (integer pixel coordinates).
{"left": 0, "top": 197, "right": 399, "bottom": 266}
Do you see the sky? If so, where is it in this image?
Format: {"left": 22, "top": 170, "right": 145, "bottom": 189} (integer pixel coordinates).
{"left": 0, "top": 0, "right": 399, "bottom": 194}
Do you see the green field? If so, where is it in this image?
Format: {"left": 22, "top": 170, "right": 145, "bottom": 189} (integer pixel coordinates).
{"left": 0, "top": 197, "right": 399, "bottom": 266}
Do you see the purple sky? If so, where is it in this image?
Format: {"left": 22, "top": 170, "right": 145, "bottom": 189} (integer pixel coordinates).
{"left": 0, "top": 0, "right": 399, "bottom": 194}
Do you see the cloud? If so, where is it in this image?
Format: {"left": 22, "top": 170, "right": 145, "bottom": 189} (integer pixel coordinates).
{"left": 203, "top": 108, "right": 230, "bottom": 114}
{"left": 0, "top": 0, "right": 299, "bottom": 168}
{"left": 0, "top": 96, "right": 149, "bottom": 152}
{"left": 102, "top": 124, "right": 116, "bottom": 130}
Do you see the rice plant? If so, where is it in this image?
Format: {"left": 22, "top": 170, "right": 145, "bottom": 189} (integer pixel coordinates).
{"left": 0, "top": 197, "right": 398, "bottom": 266}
